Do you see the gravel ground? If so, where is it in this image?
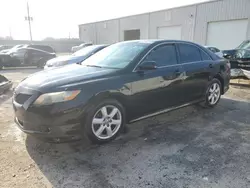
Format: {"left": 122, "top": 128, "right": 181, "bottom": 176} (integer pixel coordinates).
{"left": 1, "top": 69, "right": 250, "bottom": 188}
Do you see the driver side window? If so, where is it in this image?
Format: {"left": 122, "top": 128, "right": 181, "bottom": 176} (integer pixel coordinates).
{"left": 145, "top": 44, "right": 178, "bottom": 67}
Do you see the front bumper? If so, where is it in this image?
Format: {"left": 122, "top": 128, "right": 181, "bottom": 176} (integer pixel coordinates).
{"left": 12, "top": 90, "right": 85, "bottom": 142}
{"left": 0, "top": 80, "right": 12, "bottom": 94}
{"left": 14, "top": 116, "right": 82, "bottom": 142}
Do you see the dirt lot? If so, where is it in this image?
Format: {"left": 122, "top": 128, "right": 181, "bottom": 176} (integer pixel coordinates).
{"left": 1, "top": 68, "right": 250, "bottom": 188}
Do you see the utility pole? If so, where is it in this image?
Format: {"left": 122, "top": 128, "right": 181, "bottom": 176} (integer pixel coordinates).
{"left": 25, "top": 1, "right": 33, "bottom": 41}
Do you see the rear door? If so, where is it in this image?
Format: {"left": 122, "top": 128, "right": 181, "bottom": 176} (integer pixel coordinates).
{"left": 177, "top": 43, "right": 213, "bottom": 102}
{"left": 28, "top": 50, "right": 47, "bottom": 64}
{"left": 131, "top": 43, "right": 184, "bottom": 117}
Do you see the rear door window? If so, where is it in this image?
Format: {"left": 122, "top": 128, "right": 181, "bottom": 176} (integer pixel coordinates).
{"left": 30, "top": 45, "right": 54, "bottom": 53}
{"left": 200, "top": 50, "right": 212, "bottom": 61}
{"left": 178, "top": 43, "right": 201, "bottom": 63}
{"left": 145, "top": 44, "right": 178, "bottom": 67}
{"left": 213, "top": 47, "right": 220, "bottom": 53}
{"left": 15, "top": 49, "right": 27, "bottom": 57}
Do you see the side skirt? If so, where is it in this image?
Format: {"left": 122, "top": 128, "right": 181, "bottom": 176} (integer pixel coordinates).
{"left": 129, "top": 99, "right": 203, "bottom": 123}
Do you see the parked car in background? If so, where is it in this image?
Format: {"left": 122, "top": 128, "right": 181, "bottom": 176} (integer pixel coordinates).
{"left": 0, "top": 44, "right": 28, "bottom": 54}
{"left": 71, "top": 43, "right": 92, "bottom": 53}
{"left": 44, "top": 44, "right": 108, "bottom": 70}
{"left": 0, "top": 44, "right": 55, "bottom": 54}
{"left": 0, "top": 47, "right": 56, "bottom": 69}
{"left": 13, "top": 40, "right": 230, "bottom": 144}
{"left": 205, "top": 46, "right": 223, "bottom": 58}
{"left": 237, "top": 40, "right": 250, "bottom": 49}
{"left": 0, "top": 74, "right": 12, "bottom": 94}
{"left": 223, "top": 49, "right": 250, "bottom": 71}
{"left": 0, "top": 45, "right": 12, "bottom": 52}
{"left": 222, "top": 40, "right": 250, "bottom": 59}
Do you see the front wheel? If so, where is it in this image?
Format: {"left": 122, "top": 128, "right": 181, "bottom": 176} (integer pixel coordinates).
{"left": 84, "top": 99, "right": 125, "bottom": 144}
{"left": 204, "top": 78, "right": 221, "bottom": 108}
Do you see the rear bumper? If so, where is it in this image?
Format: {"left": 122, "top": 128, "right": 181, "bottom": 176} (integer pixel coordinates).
{"left": 221, "top": 71, "right": 230, "bottom": 95}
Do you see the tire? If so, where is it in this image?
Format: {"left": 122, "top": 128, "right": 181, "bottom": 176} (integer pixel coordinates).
{"left": 36, "top": 58, "right": 46, "bottom": 68}
{"left": 202, "top": 78, "right": 222, "bottom": 108}
{"left": 84, "top": 99, "right": 125, "bottom": 144}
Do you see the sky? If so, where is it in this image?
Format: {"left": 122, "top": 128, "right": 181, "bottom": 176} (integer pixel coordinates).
{"left": 0, "top": 0, "right": 208, "bottom": 40}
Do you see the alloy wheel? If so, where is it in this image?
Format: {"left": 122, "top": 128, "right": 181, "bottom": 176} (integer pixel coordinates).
{"left": 91, "top": 105, "right": 122, "bottom": 140}
{"left": 208, "top": 83, "right": 221, "bottom": 105}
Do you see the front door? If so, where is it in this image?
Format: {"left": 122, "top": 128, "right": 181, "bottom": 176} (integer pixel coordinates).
{"left": 130, "top": 43, "right": 184, "bottom": 119}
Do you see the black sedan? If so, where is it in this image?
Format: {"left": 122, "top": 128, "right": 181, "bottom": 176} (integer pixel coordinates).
{"left": 13, "top": 40, "right": 230, "bottom": 143}
{"left": 0, "top": 47, "right": 56, "bottom": 69}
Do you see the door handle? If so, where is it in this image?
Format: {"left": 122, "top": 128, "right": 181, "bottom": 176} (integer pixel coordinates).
{"left": 209, "top": 64, "right": 213, "bottom": 68}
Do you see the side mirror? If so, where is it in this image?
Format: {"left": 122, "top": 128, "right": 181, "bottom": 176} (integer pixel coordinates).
{"left": 138, "top": 61, "right": 157, "bottom": 71}
{"left": 223, "top": 53, "right": 231, "bottom": 59}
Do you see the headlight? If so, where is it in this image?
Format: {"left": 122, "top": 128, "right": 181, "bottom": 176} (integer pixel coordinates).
{"left": 33, "top": 90, "right": 81, "bottom": 106}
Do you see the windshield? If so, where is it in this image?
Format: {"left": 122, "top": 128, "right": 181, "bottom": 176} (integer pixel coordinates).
{"left": 73, "top": 45, "right": 99, "bottom": 56}
{"left": 234, "top": 49, "right": 250, "bottom": 59}
{"left": 83, "top": 42, "right": 150, "bottom": 69}
{"left": 8, "top": 45, "right": 27, "bottom": 54}
{"left": 237, "top": 40, "right": 250, "bottom": 49}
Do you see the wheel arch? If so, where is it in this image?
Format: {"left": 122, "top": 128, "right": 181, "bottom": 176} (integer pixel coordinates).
{"left": 87, "top": 91, "right": 130, "bottom": 122}
{"left": 214, "top": 73, "right": 224, "bottom": 94}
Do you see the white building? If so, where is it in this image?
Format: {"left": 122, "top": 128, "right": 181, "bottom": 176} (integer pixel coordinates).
{"left": 79, "top": 0, "right": 250, "bottom": 50}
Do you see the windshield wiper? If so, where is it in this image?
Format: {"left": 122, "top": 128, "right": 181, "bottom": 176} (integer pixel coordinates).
{"left": 86, "top": 65, "right": 102, "bottom": 68}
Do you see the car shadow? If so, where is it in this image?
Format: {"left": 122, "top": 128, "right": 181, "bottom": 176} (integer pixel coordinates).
{"left": 25, "top": 97, "right": 250, "bottom": 188}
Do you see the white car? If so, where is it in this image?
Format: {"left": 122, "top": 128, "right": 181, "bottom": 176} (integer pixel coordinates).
{"left": 71, "top": 43, "right": 92, "bottom": 53}
{"left": 205, "top": 46, "right": 224, "bottom": 58}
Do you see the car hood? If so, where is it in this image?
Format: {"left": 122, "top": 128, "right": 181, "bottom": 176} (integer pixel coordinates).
{"left": 17, "top": 64, "right": 116, "bottom": 92}
{"left": 46, "top": 55, "right": 83, "bottom": 65}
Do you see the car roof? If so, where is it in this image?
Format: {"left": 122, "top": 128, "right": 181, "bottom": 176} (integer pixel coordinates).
{"left": 204, "top": 46, "right": 218, "bottom": 48}
{"left": 22, "top": 47, "right": 55, "bottom": 54}
{"left": 118, "top": 39, "right": 205, "bottom": 45}
{"left": 91, "top": 44, "right": 109, "bottom": 48}
{"left": 29, "top": 44, "right": 51, "bottom": 47}
{"left": 122, "top": 40, "right": 220, "bottom": 60}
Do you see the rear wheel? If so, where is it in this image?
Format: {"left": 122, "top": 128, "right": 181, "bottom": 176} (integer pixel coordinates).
{"left": 203, "top": 78, "right": 221, "bottom": 108}
{"left": 84, "top": 99, "right": 125, "bottom": 144}
{"left": 36, "top": 58, "right": 46, "bottom": 68}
